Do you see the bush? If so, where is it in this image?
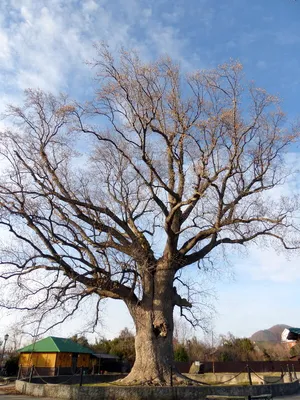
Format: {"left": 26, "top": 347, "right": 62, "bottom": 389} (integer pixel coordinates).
{"left": 5, "top": 354, "right": 19, "bottom": 376}
{"left": 174, "top": 344, "right": 189, "bottom": 362}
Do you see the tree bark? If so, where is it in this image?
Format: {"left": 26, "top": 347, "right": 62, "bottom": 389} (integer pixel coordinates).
{"left": 121, "top": 266, "right": 175, "bottom": 385}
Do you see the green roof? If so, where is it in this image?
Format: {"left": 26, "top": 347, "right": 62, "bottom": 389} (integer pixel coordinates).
{"left": 17, "top": 337, "right": 93, "bottom": 354}
{"left": 289, "top": 328, "right": 300, "bottom": 335}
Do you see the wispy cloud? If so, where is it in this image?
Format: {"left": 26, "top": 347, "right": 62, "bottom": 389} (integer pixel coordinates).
{"left": 0, "top": 0, "right": 194, "bottom": 104}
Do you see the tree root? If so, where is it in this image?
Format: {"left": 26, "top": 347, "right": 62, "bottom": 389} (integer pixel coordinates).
{"left": 115, "top": 370, "right": 206, "bottom": 386}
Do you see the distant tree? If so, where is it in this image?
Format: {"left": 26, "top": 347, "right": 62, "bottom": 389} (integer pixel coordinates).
{"left": 5, "top": 354, "right": 19, "bottom": 376}
{"left": 290, "top": 342, "right": 300, "bottom": 358}
{"left": 217, "top": 334, "right": 255, "bottom": 361}
{"left": 174, "top": 344, "right": 189, "bottom": 362}
{"left": 91, "top": 328, "right": 135, "bottom": 362}
{"left": 270, "top": 343, "right": 290, "bottom": 360}
{"left": 255, "top": 342, "right": 290, "bottom": 361}
{"left": 173, "top": 319, "right": 192, "bottom": 345}
{"left": 70, "top": 334, "right": 90, "bottom": 348}
{"left": 262, "top": 347, "right": 272, "bottom": 361}
{"left": 118, "top": 327, "right": 134, "bottom": 339}
{"left": 91, "top": 337, "right": 111, "bottom": 354}
{"left": 1, "top": 324, "right": 25, "bottom": 353}
{"left": 186, "top": 336, "right": 213, "bottom": 362}
{"left": 109, "top": 328, "right": 135, "bottom": 363}
{"left": 235, "top": 338, "right": 255, "bottom": 361}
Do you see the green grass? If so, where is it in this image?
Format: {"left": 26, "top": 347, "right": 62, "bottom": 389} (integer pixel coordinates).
{"left": 84, "top": 382, "right": 124, "bottom": 387}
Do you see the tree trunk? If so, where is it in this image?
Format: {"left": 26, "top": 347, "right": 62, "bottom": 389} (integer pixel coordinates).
{"left": 121, "top": 266, "right": 175, "bottom": 385}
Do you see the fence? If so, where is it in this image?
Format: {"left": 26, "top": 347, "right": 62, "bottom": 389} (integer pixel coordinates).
{"left": 175, "top": 360, "right": 300, "bottom": 374}
{"left": 18, "top": 365, "right": 126, "bottom": 386}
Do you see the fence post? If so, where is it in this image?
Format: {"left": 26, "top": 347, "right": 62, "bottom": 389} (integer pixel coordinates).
{"left": 247, "top": 365, "right": 252, "bottom": 386}
{"left": 292, "top": 364, "right": 297, "bottom": 381}
{"left": 79, "top": 366, "right": 83, "bottom": 387}
{"left": 170, "top": 365, "right": 173, "bottom": 387}
{"left": 287, "top": 364, "right": 292, "bottom": 382}
{"left": 29, "top": 365, "right": 34, "bottom": 383}
{"left": 17, "top": 365, "right": 21, "bottom": 380}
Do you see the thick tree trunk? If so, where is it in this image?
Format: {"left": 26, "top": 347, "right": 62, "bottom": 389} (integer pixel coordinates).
{"left": 123, "top": 305, "right": 174, "bottom": 384}
{"left": 121, "top": 266, "right": 175, "bottom": 385}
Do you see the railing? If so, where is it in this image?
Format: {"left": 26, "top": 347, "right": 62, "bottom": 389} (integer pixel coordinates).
{"left": 17, "top": 362, "right": 298, "bottom": 387}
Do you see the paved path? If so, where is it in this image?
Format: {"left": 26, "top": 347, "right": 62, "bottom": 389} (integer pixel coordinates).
{"left": 0, "top": 392, "right": 55, "bottom": 399}
{"left": 0, "top": 391, "right": 55, "bottom": 399}
{"left": 0, "top": 396, "right": 56, "bottom": 399}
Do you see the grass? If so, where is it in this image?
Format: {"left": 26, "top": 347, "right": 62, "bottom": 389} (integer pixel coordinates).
{"left": 84, "top": 382, "right": 124, "bottom": 387}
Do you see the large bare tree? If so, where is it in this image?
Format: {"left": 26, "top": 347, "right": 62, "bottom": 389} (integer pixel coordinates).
{"left": 0, "top": 47, "right": 299, "bottom": 384}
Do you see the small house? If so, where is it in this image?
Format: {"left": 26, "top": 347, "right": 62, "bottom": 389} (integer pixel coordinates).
{"left": 281, "top": 328, "right": 300, "bottom": 348}
{"left": 18, "top": 336, "right": 93, "bottom": 376}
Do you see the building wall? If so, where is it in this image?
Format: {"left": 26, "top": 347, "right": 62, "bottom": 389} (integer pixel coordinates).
{"left": 19, "top": 352, "right": 92, "bottom": 373}
{"left": 56, "top": 353, "right": 72, "bottom": 368}
{"left": 77, "top": 353, "right": 91, "bottom": 368}
{"left": 19, "top": 352, "right": 57, "bottom": 368}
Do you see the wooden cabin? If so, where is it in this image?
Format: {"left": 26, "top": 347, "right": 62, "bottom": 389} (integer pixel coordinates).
{"left": 18, "top": 336, "right": 93, "bottom": 376}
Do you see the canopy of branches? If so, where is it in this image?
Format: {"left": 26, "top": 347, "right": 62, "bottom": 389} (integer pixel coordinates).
{"left": 0, "top": 45, "right": 299, "bottom": 337}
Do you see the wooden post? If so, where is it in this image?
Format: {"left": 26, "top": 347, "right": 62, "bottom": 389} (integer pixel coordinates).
{"left": 292, "top": 364, "right": 297, "bottom": 380}
{"left": 17, "top": 365, "right": 21, "bottom": 380}
{"left": 287, "top": 364, "right": 292, "bottom": 382}
{"left": 247, "top": 365, "right": 252, "bottom": 386}
{"left": 170, "top": 365, "right": 173, "bottom": 387}
{"left": 79, "top": 366, "right": 83, "bottom": 387}
{"left": 29, "top": 365, "right": 34, "bottom": 383}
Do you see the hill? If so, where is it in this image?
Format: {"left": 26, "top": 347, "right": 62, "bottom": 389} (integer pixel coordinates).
{"left": 251, "top": 324, "right": 291, "bottom": 342}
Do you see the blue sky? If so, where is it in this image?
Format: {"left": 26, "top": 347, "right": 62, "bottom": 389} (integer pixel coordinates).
{"left": 1, "top": 0, "right": 300, "bottom": 344}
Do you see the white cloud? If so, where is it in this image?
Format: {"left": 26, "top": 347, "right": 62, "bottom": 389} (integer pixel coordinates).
{"left": 82, "top": 0, "right": 99, "bottom": 12}
{"left": 239, "top": 246, "right": 300, "bottom": 283}
{"left": 0, "top": 0, "right": 195, "bottom": 339}
{"left": 0, "top": 0, "right": 193, "bottom": 104}
{"left": 0, "top": 31, "right": 11, "bottom": 65}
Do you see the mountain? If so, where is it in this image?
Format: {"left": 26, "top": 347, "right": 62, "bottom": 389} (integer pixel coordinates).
{"left": 250, "top": 324, "right": 291, "bottom": 342}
